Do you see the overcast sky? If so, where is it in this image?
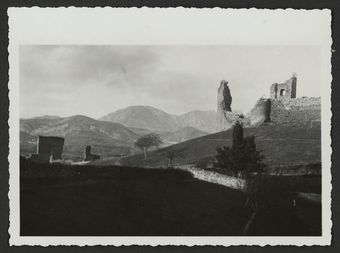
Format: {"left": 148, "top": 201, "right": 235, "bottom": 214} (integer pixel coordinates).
{"left": 20, "top": 45, "right": 321, "bottom": 119}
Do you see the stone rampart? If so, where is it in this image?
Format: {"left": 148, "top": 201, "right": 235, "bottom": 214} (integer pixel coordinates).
{"left": 271, "top": 97, "right": 321, "bottom": 127}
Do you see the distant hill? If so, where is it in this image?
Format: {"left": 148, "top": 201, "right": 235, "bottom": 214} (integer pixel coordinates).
{"left": 99, "top": 106, "right": 217, "bottom": 133}
{"left": 112, "top": 124, "right": 321, "bottom": 168}
{"left": 20, "top": 115, "right": 140, "bottom": 160}
{"left": 127, "top": 127, "right": 154, "bottom": 136}
{"left": 99, "top": 106, "right": 179, "bottom": 132}
{"left": 126, "top": 126, "right": 209, "bottom": 144}
{"left": 177, "top": 110, "right": 218, "bottom": 133}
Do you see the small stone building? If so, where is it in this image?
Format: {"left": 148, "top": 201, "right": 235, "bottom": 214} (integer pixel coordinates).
{"left": 29, "top": 136, "right": 64, "bottom": 163}
{"left": 84, "top": 146, "right": 100, "bottom": 161}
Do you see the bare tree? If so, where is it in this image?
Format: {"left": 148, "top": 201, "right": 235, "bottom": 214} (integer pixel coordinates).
{"left": 135, "top": 133, "right": 163, "bottom": 161}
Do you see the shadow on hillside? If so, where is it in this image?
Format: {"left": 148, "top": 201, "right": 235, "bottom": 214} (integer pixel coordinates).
{"left": 20, "top": 158, "right": 320, "bottom": 236}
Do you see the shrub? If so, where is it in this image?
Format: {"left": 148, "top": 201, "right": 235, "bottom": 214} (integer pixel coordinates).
{"left": 213, "top": 135, "right": 265, "bottom": 177}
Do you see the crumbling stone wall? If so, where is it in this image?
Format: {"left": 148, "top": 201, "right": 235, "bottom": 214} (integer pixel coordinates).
{"left": 30, "top": 136, "right": 64, "bottom": 163}
{"left": 84, "top": 145, "right": 100, "bottom": 161}
{"left": 270, "top": 76, "right": 297, "bottom": 100}
{"left": 279, "top": 96, "right": 321, "bottom": 109}
{"left": 250, "top": 98, "right": 272, "bottom": 126}
{"left": 248, "top": 76, "right": 320, "bottom": 128}
{"left": 217, "top": 80, "right": 245, "bottom": 131}
{"left": 218, "top": 80, "right": 232, "bottom": 112}
{"left": 270, "top": 97, "right": 321, "bottom": 127}
{"left": 217, "top": 80, "right": 232, "bottom": 131}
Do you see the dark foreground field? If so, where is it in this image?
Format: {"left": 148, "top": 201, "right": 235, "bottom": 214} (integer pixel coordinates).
{"left": 20, "top": 159, "right": 321, "bottom": 236}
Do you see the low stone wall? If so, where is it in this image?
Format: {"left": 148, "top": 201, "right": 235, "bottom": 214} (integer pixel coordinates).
{"left": 177, "top": 165, "right": 245, "bottom": 190}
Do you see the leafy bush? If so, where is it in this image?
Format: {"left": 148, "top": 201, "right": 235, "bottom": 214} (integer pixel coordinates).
{"left": 213, "top": 135, "right": 265, "bottom": 177}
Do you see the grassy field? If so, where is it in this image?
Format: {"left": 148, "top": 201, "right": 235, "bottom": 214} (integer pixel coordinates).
{"left": 109, "top": 124, "right": 320, "bottom": 168}
{"left": 20, "top": 159, "right": 320, "bottom": 236}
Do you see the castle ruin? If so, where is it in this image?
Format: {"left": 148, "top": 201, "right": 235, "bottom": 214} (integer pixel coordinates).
{"left": 270, "top": 75, "right": 297, "bottom": 100}
{"left": 249, "top": 98, "right": 271, "bottom": 126}
{"left": 250, "top": 75, "right": 321, "bottom": 127}
{"left": 217, "top": 75, "right": 321, "bottom": 130}
{"left": 29, "top": 136, "right": 64, "bottom": 163}
{"left": 217, "top": 80, "right": 246, "bottom": 131}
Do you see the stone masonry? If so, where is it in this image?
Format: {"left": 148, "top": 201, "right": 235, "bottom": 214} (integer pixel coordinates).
{"left": 249, "top": 75, "right": 320, "bottom": 128}
{"left": 84, "top": 145, "right": 100, "bottom": 161}
{"left": 29, "top": 136, "right": 64, "bottom": 163}
{"left": 217, "top": 80, "right": 245, "bottom": 131}
{"left": 270, "top": 75, "right": 297, "bottom": 100}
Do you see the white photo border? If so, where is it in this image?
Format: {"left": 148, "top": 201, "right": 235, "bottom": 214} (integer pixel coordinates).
{"left": 8, "top": 7, "right": 332, "bottom": 246}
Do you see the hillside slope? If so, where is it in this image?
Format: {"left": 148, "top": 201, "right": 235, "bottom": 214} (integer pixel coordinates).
{"left": 160, "top": 126, "right": 208, "bottom": 144}
{"left": 20, "top": 114, "right": 211, "bottom": 161}
{"left": 115, "top": 124, "right": 321, "bottom": 168}
{"left": 20, "top": 115, "right": 139, "bottom": 160}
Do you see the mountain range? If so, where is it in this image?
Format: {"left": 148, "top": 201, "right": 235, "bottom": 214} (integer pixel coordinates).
{"left": 99, "top": 106, "right": 217, "bottom": 133}
{"left": 20, "top": 106, "right": 214, "bottom": 160}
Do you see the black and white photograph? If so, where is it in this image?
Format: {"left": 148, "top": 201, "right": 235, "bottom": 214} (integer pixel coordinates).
{"left": 8, "top": 8, "right": 332, "bottom": 246}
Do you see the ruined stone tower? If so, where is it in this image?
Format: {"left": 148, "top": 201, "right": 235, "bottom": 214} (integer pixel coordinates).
{"left": 217, "top": 81, "right": 234, "bottom": 131}
{"left": 30, "top": 136, "right": 65, "bottom": 163}
{"left": 84, "top": 145, "right": 100, "bottom": 161}
{"left": 217, "top": 80, "right": 232, "bottom": 112}
{"left": 217, "top": 80, "right": 244, "bottom": 131}
{"left": 270, "top": 75, "right": 297, "bottom": 100}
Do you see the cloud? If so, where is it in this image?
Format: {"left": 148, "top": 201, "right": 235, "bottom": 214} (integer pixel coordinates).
{"left": 20, "top": 45, "right": 321, "bottom": 118}
{"left": 20, "top": 45, "right": 160, "bottom": 93}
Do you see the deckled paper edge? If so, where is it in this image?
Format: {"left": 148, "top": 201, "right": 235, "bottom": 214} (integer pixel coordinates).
{"left": 7, "top": 7, "right": 333, "bottom": 246}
